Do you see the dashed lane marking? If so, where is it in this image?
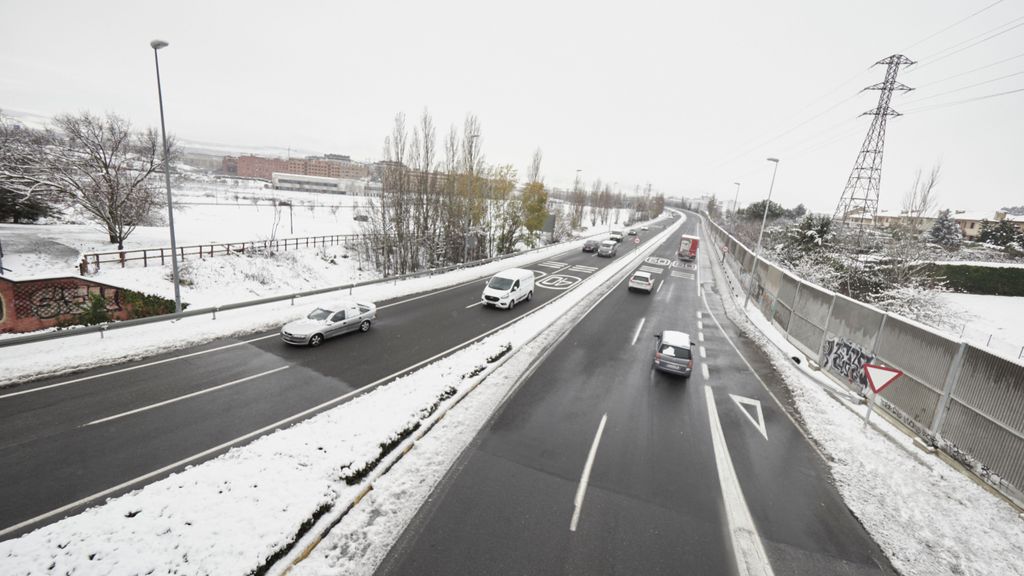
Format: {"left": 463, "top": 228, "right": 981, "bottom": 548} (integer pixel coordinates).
{"left": 702, "top": 363, "right": 710, "bottom": 380}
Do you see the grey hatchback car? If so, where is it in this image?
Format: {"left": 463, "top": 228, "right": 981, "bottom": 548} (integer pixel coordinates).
{"left": 653, "top": 330, "right": 694, "bottom": 377}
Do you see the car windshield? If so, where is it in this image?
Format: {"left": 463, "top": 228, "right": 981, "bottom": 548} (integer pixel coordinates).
{"left": 307, "top": 308, "right": 332, "bottom": 321}
{"left": 633, "top": 275, "right": 650, "bottom": 282}
{"left": 660, "top": 343, "right": 690, "bottom": 359}
{"left": 488, "top": 277, "right": 514, "bottom": 290}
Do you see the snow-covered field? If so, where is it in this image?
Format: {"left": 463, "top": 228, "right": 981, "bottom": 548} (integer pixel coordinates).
{"left": 0, "top": 214, "right": 683, "bottom": 575}
{"left": 942, "top": 292, "right": 1024, "bottom": 359}
{"left": 705, "top": 224, "right": 1024, "bottom": 576}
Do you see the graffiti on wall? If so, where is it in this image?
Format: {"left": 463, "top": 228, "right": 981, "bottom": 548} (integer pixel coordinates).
{"left": 822, "top": 337, "right": 874, "bottom": 389}
{"left": 13, "top": 283, "right": 121, "bottom": 320}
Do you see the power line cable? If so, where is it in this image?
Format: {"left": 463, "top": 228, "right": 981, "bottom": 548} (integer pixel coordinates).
{"left": 911, "top": 17, "right": 1024, "bottom": 72}
{"left": 905, "top": 84, "right": 1024, "bottom": 112}
{"left": 904, "top": 69, "right": 1024, "bottom": 105}
{"left": 915, "top": 49, "right": 1024, "bottom": 88}
{"left": 900, "top": 0, "right": 1006, "bottom": 53}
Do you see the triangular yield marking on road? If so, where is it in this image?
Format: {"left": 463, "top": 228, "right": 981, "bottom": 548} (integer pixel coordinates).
{"left": 864, "top": 364, "right": 902, "bottom": 394}
{"left": 729, "top": 394, "right": 768, "bottom": 441}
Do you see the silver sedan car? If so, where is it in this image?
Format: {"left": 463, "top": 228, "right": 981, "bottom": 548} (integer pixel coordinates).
{"left": 281, "top": 300, "right": 377, "bottom": 346}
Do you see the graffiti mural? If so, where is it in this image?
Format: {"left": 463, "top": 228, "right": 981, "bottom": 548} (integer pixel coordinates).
{"left": 16, "top": 283, "right": 121, "bottom": 320}
{"left": 822, "top": 337, "right": 874, "bottom": 389}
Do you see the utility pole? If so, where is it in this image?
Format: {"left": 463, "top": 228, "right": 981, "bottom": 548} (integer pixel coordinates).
{"left": 834, "top": 54, "right": 914, "bottom": 228}
{"left": 745, "top": 158, "right": 780, "bottom": 310}
{"left": 731, "top": 181, "right": 741, "bottom": 235}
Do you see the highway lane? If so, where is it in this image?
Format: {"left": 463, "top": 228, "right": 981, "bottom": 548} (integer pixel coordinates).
{"left": 0, "top": 219, "right": 675, "bottom": 539}
{"left": 376, "top": 212, "right": 895, "bottom": 576}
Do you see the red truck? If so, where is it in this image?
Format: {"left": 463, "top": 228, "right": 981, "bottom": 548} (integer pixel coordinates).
{"left": 678, "top": 234, "right": 699, "bottom": 261}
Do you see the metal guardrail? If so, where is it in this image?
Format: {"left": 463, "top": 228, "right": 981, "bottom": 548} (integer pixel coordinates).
{"left": 2, "top": 230, "right": 611, "bottom": 349}
{"left": 78, "top": 234, "right": 361, "bottom": 274}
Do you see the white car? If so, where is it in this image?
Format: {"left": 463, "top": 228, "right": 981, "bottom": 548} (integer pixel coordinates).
{"left": 281, "top": 300, "right": 376, "bottom": 346}
{"left": 641, "top": 225, "right": 649, "bottom": 231}
{"left": 628, "top": 271, "right": 654, "bottom": 293}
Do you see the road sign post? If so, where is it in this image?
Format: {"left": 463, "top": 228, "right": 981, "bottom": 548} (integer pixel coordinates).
{"left": 862, "top": 363, "right": 903, "bottom": 428}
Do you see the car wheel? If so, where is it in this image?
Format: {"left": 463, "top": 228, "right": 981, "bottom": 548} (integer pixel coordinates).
{"left": 509, "top": 298, "right": 515, "bottom": 310}
{"left": 526, "top": 291, "right": 533, "bottom": 301}
{"left": 309, "top": 333, "right": 325, "bottom": 347}
{"left": 360, "top": 320, "right": 371, "bottom": 332}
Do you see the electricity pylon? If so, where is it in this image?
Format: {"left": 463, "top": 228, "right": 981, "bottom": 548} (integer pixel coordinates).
{"left": 833, "top": 54, "right": 915, "bottom": 226}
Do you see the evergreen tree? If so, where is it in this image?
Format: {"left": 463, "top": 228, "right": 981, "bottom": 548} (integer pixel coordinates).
{"left": 928, "top": 209, "right": 962, "bottom": 250}
{"left": 979, "top": 219, "right": 1018, "bottom": 247}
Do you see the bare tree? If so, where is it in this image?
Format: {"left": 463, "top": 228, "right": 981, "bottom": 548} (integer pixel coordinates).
{"left": 41, "top": 112, "right": 175, "bottom": 249}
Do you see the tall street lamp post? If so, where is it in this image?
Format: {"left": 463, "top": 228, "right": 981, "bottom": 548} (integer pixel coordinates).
{"left": 150, "top": 39, "right": 182, "bottom": 314}
{"left": 744, "top": 158, "right": 780, "bottom": 310}
{"left": 731, "top": 181, "right": 741, "bottom": 234}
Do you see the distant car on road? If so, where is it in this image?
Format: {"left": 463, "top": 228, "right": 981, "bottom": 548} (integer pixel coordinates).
{"left": 653, "top": 330, "right": 694, "bottom": 377}
{"left": 353, "top": 213, "right": 369, "bottom": 222}
{"left": 281, "top": 300, "right": 376, "bottom": 346}
{"left": 582, "top": 239, "right": 600, "bottom": 252}
{"left": 628, "top": 271, "right": 654, "bottom": 293}
{"left": 610, "top": 230, "right": 624, "bottom": 242}
{"left": 641, "top": 225, "right": 649, "bottom": 231}
{"left": 628, "top": 229, "right": 638, "bottom": 236}
{"left": 597, "top": 240, "right": 618, "bottom": 257}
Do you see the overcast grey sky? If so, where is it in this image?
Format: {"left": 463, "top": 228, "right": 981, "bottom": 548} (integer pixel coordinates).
{"left": 1, "top": 0, "right": 1022, "bottom": 213}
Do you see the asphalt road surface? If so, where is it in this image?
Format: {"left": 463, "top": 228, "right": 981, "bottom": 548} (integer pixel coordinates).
{"left": 375, "top": 212, "right": 896, "bottom": 576}
{"left": 0, "top": 218, "right": 672, "bottom": 540}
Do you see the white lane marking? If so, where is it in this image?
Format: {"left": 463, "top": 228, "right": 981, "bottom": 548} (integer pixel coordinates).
{"left": 638, "top": 265, "right": 664, "bottom": 275}
{"left": 466, "top": 300, "right": 484, "bottom": 309}
{"left": 86, "top": 366, "right": 291, "bottom": 427}
{"left": 0, "top": 264, "right": 606, "bottom": 538}
{"left": 570, "top": 413, "right": 608, "bottom": 532}
{"left": 705, "top": 386, "right": 776, "bottom": 576}
{"left": 700, "top": 346, "right": 707, "bottom": 359}
{"left": 697, "top": 311, "right": 702, "bottom": 319}
{"left": 671, "top": 271, "right": 694, "bottom": 279}
{"left": 569, "top": 265, "right": 598, "bottom": 274}
{"left": 538, "top": 260, "right": 567, "bottom": 269}
{"left": 657, "top": 280, "right": 664, "bottom": 293}
{"left": 0, "top": 334, "right": 278, "bottom": 400}
{"left": 698, "top": 320, "right": 704, "bottom": 330}
{"left": 698, "top": 332, "right": 705, "bottom": 342}
{"left": 730, "top": 394, "right": 769, "bottom": 441}
{"left": 702, "top": 363, "right": 710, "bottom": 380}
{"left": 631, "top": 317, "right": 646, "bottom": 346}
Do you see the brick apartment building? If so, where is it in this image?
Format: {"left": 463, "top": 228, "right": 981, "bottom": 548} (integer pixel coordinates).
{"left": 225, "top": 154, "right": 368, "bottom": 180}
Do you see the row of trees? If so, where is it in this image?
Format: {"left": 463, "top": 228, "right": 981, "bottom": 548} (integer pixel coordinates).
{"left": 0, "top": 110, "right": 175, "bottom": 249}
{"left": 360, "top": 110, "right": 664, "bottom": 276}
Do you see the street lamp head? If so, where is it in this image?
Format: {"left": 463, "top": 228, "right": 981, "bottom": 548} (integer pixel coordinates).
{"left": 733, "top": 181, "right": 741, "bottom": 186}
{"left": 150, "top": 39, "right": 169, "bottom": 50}
{"left": 767, "top": 157, "right": 779, "bottom": 164}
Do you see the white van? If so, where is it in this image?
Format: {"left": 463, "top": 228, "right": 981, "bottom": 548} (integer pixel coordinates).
{"left": 482, "top": 268, "right": 535, "bottom": 310}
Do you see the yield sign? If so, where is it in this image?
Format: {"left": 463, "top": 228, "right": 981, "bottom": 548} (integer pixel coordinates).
{"left": 729, "top": 394, "right": 768, "bottom": 440}
{"left": 864, "top": 364, "right": 903, "bottom": 394}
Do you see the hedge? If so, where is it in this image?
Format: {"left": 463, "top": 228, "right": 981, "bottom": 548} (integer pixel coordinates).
{"left": 925, "top": 263, "right": 1024, "bottom": 297}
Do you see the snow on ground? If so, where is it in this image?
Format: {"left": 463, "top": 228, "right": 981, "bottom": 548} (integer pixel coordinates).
{"left": 705, "top": 226, "right": 1024, "bottom": 576}
{"left": 0, "top": 233, "right": 586, "bottom": 386}
{"left": 941, "top": 292, "right": 1024, "bottom": 360}
{"left": 0, "top": 216, "right": 683, "bottom": 576}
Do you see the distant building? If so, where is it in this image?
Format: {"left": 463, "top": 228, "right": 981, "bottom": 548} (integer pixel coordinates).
{"left": 271, "top": 173, "right": 382, "bottom": 196}
{"left": 844, "top": 208, "right": 1024, "bottom": 239}
{"left": 228, "top": 153, "right": 368, "bottom": 180}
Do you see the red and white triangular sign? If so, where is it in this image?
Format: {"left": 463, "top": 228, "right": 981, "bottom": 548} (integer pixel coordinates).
{"left": 864, "top": 364, "right": 903, "bottom": 394}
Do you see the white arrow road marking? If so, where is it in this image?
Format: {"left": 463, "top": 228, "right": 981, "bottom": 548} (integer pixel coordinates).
{"left": 705, "top": 386, "right": 775, "bottom": 576}
{"left": 730, "top": 394, "right": 769, "bottom": 441}
{"left": 570, "top": 413, "right": 608, "bottom": 532}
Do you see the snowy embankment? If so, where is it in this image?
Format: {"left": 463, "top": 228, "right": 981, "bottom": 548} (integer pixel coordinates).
{"left": 941, "top": 292, "right": 1024, "bottom": 360}
{"left": 0, "top": 232, "right": 608, "bottom": 388}
{"left": 703, "top": 220, "right": 1024, "bottom": 576}
{"left": 0, "top": 216, "right": 683, "bottom": 575}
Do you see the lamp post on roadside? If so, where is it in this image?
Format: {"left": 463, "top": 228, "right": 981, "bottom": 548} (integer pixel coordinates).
{"left": 731, "top": 181, "right": 741, "bottom": 233}
{"left": 463, "top": 133, "right": 480, "bottom": 263}
{"left": 744, "top": 158, "right": 780, "bottom": 310}
{"left": 150, "top": 39, "right": 182, "bottom": 314}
